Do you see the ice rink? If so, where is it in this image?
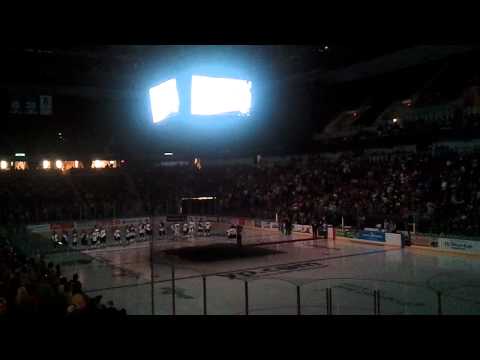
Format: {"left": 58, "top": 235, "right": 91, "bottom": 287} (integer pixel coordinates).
{"left": 46, "top": 226, "right": 480, "bottom": 315}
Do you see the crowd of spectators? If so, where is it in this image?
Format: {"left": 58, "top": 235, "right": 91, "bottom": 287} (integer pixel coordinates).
{"left": 0, "top": 170, "right": 75, "bottom": 225}
{"left": 1, "top": 147, "right": 480, "bottom": 237}
{"left": 0, "top": 168, "right": 141, "bottom": 225}
{"left": 327, "top": 108, "right": 480, "bottom": 152}
{"left": 72, "top": 168, "right": 140, "bottom": 219}
{"left": 212, "top": 148, "right": 480, "bottom": 236}
{"left": 0, "top": 235, "right": 126, "bottom": 317}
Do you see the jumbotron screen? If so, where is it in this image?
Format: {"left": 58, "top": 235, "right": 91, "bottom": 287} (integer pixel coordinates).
{"left": 191, "top": 75, "right": 252, "bottom": 116}
{"left": 149, "top": 79, "right": 180, "bottom": 123}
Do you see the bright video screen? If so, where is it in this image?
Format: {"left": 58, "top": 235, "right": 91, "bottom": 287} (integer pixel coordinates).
{"left": 149, "top": 79, "right": 180, "bottom": 123}
{"left": 191, "top": 75, "right": 252, "bottom": 116}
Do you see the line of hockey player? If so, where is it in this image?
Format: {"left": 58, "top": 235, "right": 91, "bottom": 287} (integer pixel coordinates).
{"left": 169, "top": 220, "right": 212, "bottom": 238}
{"left": 50, "top": 220, "right": 212, "bottom": 248}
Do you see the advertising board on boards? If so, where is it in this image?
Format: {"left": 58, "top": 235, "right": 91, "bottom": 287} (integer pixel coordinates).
{"left": 357, "top": 230, "right": 386, "bottom": 242}
{"left": 438, "top": 237, "right": 480, "bottom": 253}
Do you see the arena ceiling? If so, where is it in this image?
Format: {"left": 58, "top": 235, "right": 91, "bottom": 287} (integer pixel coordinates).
{"left": 3, "top": 43, "right": 477, "bottom": 99}
{"left": 2, "top": 43, "right": 479, "bottom": 157}
{"left": 2, "top": 44, "right": 417, "bottom": 85}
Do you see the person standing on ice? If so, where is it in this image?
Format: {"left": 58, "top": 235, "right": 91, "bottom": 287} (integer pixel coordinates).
{"left": 236, "top": 224, "right": 243, "bottom": 247}
{"left": 62, "top": 232, "right": 69, "bottom": 246}
{"left": 227, "top": 224, "right": 237, "bottom": 239}
{"left": 145, "top": 221, "right": 152, "bottom": 237}
{"left": 172, "top": 223, "right": 180, "bottom": 238}
{"left": 72, "top": 230, "right": 78, "bottom": 247}
{"left": 198, "top": 220, "right": 204, "bottom": 236}
{"left": 114, "top": 228, "right": 121, "bottom": 243}
{"left": 80, "top": 231, "right": 88, "bottom": 246}
{"left": 93, "top": 227, "right": 100, "bottom": 247}
{"left": 189, "top": 220, "right": 195, "bottom": 237}
{"left": 158, "top": 221, "right": 166, "bottom": 238}
{"left": 51, "top": 231, "right": 57, "bottom": 246}
{"left": 205, "top": 221, "right": 211, "bottom": 236}
{"left": 129, "top": 225, "right": 137, "bottom": 243}
{"left": 90, "top": 229, "right": 97, "bottom": 247}
{"left": 99, "top": 227, "right": 107, "bottom": 246}
{"left": 125, "top": 226, "right": 132, "bottom": 245}
{"left": 138, "top": 222, "right": 146, "bottom": 241}
{"left": 311, "top": 219, "right": 318, "bottom": 239}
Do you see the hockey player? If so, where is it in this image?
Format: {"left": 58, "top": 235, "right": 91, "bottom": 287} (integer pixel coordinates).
{"left": 114, "top": 228, "right": 121, "bottom": 243}
{"left": 175, "top": 223, "right": 180, "bottom": 237}
{"left": 125, "top": 226, "right": 132, "bottom": 245}
{"left": 158, "top": 221, "right": 166, "bottom": 238}
{"left": 72, "top": 230, "right": 78, "bottom": 247}
{"left": 62, "top": 232, "right": 69, "bottom": 246}
{"left": 90, "top": 230, "right": 97, "bottom": 247}
{"left": 188, "top": 220, "right": 195, "bottom": 237}
{"left": 227, "top": 225, "right": 237, "bottom": 239}
{"left": 99, "top": 227, "right": 107, "bottom": 246}
{"left": 56, "top": 232, "right": 64, "bottom": 247}
{"left": 145, "top": 221, "right": 152, "bottom": 237}
{"left": 138, "top": 222, "right": 146, "bottom": 241}
{"left": 80, "top": 231, "right": 88, "bottom": 246}
{"left": 182, "top": 222, "right": 189, "bottom": 236}
{"left": 55, "top": 232, "right": 63, "bottom": 247}
{"left": 51, "top": 231, "right": 63, "bottom": 248}
{"left": 197, "top": 220, "right": 204, "bottom": 236}
{"left": 50, "top": 231, "right": 57, "bottom": 246}
{"left": 129, "top": 225, "right": 136, "bottom": 243}
{"left": 93, "top": 227, "right": 100, "bottom": 247}
{"left": 205, "top": 221, "right": 211, "bottom": 236}
{"left": 88, "top": 230, "right": 95, "bottom": 246}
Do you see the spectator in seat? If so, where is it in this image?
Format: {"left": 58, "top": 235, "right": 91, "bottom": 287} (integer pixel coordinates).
{"left": 69, "top": 274, "right": 82, "bottom": 296}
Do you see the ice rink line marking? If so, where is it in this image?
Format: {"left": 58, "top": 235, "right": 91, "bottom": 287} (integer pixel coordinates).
{"left": 83, "top": 248, "right": 393, "bottom": 294}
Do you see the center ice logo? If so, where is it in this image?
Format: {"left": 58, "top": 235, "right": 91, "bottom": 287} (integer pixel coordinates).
{"left": 223, "top": 261, "right": 328, "bottom": 279}
{"left": 160, "top": 287, "right": 195, "bottom": 299}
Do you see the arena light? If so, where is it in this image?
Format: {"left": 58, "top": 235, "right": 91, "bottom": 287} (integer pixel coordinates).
{"left": 15, "top": 161, "right": 27, "bottom": 171}
{"left": 15, "top": 153, "right": 26, "bottom": 157}
{"left": 181, "top": 196, "right": 216, "bottom": 201}
{"left": 93, "top": 160, "right": 102, "bottom": 168}
{"left": 164, "top": 152, "right": 174, "bottom": 156}
{"left": 191, "top": 75, "right": 252, "bottom": 116}
{"left": 0, "top": 160, "right": 8, "bottom": 170}
{"left": 149, "top": 79, "right": 180, "bottom": 123}
{"left": 392, "top": 118, "right": 398, "bottom": 123}
{"left": 42, "top": 160, "right": 51, "bottom": 169}
{"left": 55, "top": 160, "right": 63, "bottom": 169}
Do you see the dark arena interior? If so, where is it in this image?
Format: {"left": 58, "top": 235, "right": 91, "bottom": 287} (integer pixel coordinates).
{"left": 2, "top": 44, "right": 480, "bottom": 317}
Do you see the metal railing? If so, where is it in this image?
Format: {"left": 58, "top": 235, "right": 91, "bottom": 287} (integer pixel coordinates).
{"left": 75, "top": 257, "right": 480, "bottom": 315}
{"left": 7, "top": 222, "right": 480, "bottom": 315}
